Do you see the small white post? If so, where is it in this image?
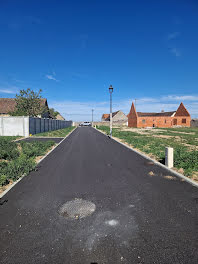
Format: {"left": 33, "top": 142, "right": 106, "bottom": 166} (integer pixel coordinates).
{"left": 165, "top": 147, "right": 174, "bottom": 168}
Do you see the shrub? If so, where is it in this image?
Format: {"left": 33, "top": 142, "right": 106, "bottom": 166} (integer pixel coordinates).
{"left": 0, "top": 139, "right": 19, "bottom": 160}
{"left": 0, "top": 174, "right": 8, "bottom": 186}
{"left": 20, "top": 141, "right": 55, "bottom": 157}
{"left": 0, "top": 139, "right": 55, "bottom": 186}
{"left": 6, "top": 154, "right": 36, "bottom": 182}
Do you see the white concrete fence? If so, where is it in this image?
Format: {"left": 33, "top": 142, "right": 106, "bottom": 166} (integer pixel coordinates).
{"left": 0, "top": 116, "right": 73, "bottom": 137}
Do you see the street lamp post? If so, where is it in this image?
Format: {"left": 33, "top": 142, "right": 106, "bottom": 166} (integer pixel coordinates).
{"left": 109, "top": 85, "right": 113, "bottom": 137}
{"left": 92, "top": 109, "right": 94, "bottom": 125}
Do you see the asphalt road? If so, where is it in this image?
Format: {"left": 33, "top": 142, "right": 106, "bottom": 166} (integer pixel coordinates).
{"left": 0, "top": 127, "right": 198, "bottom": 264}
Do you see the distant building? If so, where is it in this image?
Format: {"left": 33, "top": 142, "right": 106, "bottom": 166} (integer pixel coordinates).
{"left": 128, "top": 102, "right": 191, "bottom": 128}
{"left": 0, "top": 98, "right": 51, "bottom": 118}
{"left": 101, "top": 110, "right": 128, "bottom": 122}
{"left": 101, "top": 114, "right": 110, "bottom": 121}
{"left": 191, "top": 119, "right": 198, "bottom": 127}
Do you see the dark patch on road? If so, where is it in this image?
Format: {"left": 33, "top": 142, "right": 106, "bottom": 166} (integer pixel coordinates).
{"left": 144, "top": 161, "right": 155, "bottom": 166}
{"left": 0, "top": 199, "right": 8, "bottom": 206}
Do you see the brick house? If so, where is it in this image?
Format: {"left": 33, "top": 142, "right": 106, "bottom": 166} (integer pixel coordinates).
{"left": 128, "top": 102, "right": 191, "bottom": 128}
{"left": 0, "top": 98, "right": 51, "bottom": 118}
{"left": 101, "top": 110, "right": 128, "bottom": 122}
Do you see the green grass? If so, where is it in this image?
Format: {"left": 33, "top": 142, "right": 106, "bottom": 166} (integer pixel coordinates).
{"left": 0, "top": 137, "right": 55, "bottom": 186}
{"left": 34, "top": 126, "right": 75, "bottom": 137}
{"left": 0, "top": 136, "right": 21, "bottom": 142}
{"left": 97, "top": 126, "right": 198, "bottom": 177}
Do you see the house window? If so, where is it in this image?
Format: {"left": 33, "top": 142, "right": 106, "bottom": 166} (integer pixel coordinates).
{"left": 182, "top": 119, "right": 186, "bottom": 124}
{"left": 165, "top": 119, "right": 166, "bottom": 124}
{"left": 142, "top": 119, "right": 146, "bottom": 124}
{"left": 173, "top": 119, "right": 177, "bottom": 125}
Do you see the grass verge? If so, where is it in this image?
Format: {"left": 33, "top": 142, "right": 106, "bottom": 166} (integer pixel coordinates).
{"left": 0, "top": 137, "right": 55, "bottom": 189}
{"left": 97, "top": 126, "right": 198, "bottom": 180}
{"left": 33, "top": 126, "right": 75, "bottom": 137}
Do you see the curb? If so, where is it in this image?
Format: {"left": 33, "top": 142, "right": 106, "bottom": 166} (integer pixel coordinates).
{"left": 30, "top": 136, "right": 65, "bottom": 139}
{"left": 0, "top": 127, "right": 77, "bottom": 199}
{"left": 94, "top": 127, "right": 198, "bottom": 188}
{"left": 13, "top": 137, "right": 28, "bottom": 142}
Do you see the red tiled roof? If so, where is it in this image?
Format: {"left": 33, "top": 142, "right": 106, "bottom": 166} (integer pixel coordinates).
{"left": 102, "top": 114, "right": 110, "bottom": 120}
{"left": 102, "top": 111, "right": 121, "bottom": 121}
{"left": 137, "top": 111, "right": 176, "bottom": 117}
{"left": 104, "top": 111, "right": 120, "bottom": 121}
{"left": 0, "top": 98, "right": 47, "bottom": 114}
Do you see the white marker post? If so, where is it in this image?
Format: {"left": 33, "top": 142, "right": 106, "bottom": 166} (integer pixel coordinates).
{"left": 165, "top": 147, "right": 174, "bottom": 168}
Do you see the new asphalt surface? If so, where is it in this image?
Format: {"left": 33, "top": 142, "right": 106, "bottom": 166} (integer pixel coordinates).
{"left": 0, "top": 127, "right": 198, "bottom": 264}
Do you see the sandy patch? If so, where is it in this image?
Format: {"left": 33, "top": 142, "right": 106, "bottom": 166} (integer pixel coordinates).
{"left": 191, "top": 172, "right": 198, "bottom": 182}
{"left": 163, "top": 175, "right": 177, "bottom": 180}
{"left": 148, "top": 171, "right": 155, "bottom": 176}
{"left": 168, "top": 131, "right": 195, "bottom": 135}
{"left": 0, "top": 180, "right": 13, "bottom": 195}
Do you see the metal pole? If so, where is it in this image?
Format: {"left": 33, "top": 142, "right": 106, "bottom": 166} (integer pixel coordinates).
{"left": 92, "top": 109, "right": 94, "bottom": 123}
{"left": 110, "top": 92, "right": 112, "bottom": 137}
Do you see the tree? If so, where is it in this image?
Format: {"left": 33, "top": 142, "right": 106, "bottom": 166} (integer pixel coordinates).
{"left": 49, "top": 108, "right": 60, "bottom": 119}
{"left": 10, "top": 88, "right": 48, "bottom": 117}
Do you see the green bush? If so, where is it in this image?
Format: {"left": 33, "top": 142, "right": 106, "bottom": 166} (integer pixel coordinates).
{"left": 0, "top": 139, "right": 19, "bottom": 160}
{"left": 174, "top": 148, "right": 198, "bottom": 176}
{"left": 0, "top": 155, "right": 36, "bottom": 183}
{"left": 0, "top": 138, "right": 55, "bottom": 186}
{"left": 20, "top": 141, "right": 54, "bottom": 157}
{"left": 8, "top": 154, "right": 36, "bottom": 181}
{"left": 0, "top": 174, "right": 7, "bottom": 186}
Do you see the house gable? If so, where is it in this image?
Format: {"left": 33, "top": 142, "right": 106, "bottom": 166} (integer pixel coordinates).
{"left": 129, "top": 102, "right": 138, "bottom": 117}
{"left": 174, "top": 102, "right": 190, "bottom": 117}
{"left": 128, "top": 102, "right": 138, "bottom": 127}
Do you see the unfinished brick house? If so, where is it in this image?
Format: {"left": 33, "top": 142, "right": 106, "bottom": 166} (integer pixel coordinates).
{"left": 128, "top": 102, "right": 191, "bottom": 128}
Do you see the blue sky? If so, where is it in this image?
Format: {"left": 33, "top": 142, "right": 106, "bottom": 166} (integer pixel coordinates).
{"left": 0, "top": 0, "right": 198, "bottom": 121}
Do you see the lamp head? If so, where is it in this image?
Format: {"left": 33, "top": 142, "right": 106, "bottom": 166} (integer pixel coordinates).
{"left": 109, "top": 85, "right": 113, "bottom": 93}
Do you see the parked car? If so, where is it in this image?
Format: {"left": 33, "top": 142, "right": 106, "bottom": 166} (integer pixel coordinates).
{"left": 79, "top": 122, "right": 91, "bottom": 127}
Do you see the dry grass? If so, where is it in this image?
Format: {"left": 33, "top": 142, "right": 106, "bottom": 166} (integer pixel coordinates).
{"left": 148, "top": 171, "right": 155, "bottom": 176}
{"left": 163, "top": 175, "right": 177, "bottom": 180}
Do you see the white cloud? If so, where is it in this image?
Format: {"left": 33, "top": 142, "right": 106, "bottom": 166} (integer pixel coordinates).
{"left": 49, "top": 94, "right": 198, "bottom": 121}
{"left": 168, "top": 32, "right": 180, "bottom": 40}
{"left": 0, "top": 89, "right": 16, "bottom": 94}
{"left": 162, "top": 95, "right": 198, "bottom": 101}
{"left": 0, "top": 85, "right": 18, "bottom": 94}
{"left": 45, "top": 73, "right": 59, "bottom": 82}
{"left": 170, "top": 48, "right": 181, "bottom": 57}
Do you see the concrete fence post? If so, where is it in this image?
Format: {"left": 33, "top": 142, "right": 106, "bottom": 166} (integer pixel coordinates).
{"left": 165, "top": 147, "right": 174, "bottom": 168}
{"left": 1, "top": 116, "right": 4, "bottom": 136}
{"left": 23, "top": 116, "right": 25, "bottom": 137}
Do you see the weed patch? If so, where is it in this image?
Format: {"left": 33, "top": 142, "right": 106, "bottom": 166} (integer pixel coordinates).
{"left": 34, "top": 126, "right": 75, "bottom": 137}
{"left": 97, "top": 126, "right": 198, "bottom": 177}
{"left": 0, "top": 137, "right": 55, "bottom": 187}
